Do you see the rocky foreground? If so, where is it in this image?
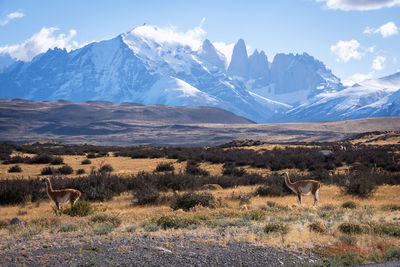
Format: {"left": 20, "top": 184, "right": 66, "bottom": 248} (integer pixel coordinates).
{"left": 1, "top": 234, "right": 322, "bottom": 266}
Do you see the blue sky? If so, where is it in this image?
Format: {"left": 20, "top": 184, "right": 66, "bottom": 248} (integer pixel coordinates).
{"left": 0, "top": 0, "right": 399, "bottom": 85}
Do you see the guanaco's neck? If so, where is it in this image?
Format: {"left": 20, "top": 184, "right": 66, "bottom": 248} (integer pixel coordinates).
{"left": 45, "top": 179, "right": 53, "bottom": 193}
{"left": 284, "top": 173, "right": 293, "bottom": 186}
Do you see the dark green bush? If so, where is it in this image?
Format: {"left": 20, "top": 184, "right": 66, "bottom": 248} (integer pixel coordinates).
{"left": 185, "top": 161, "right": 209, "bottom": 176}
{"left": 99, "top": 164, "right": 113, "bottom": 173}
{"left": 81, "top": 159, "right": 91, "bottom": 165}
{"left": 76, "top": 169, "right": 85, "bottom": 175}
{"left": 341, "top": 173, "right": 377, "bottom": 198}
{"left": 86, "top": 152, "right": 97, "bottom": 158}
{"left": 8, "top": 165, "right": 22, "bottom": 173}
{"left": 41, "top": 167, "right": 57, "bottom": 175}
{"left": 50, "top": 156, "right": 64, "bottom": 165}
{"left": 58, "top": 165, "right": 73, "bottom": 175}
{"left": 373, "top": 223, "right": 400, "bottom": 237}
{"left": 342, "top": 201, "right": 358, "bottom": 209}
{"left": 308, "top": 221, "right": 327, "bottom": 233}
{"left": 155, "top": 162, "right": 175, "bottom": 172}
{"left": 91, "top": 214, "right": 121, "bottom": 227}
{"left": 62, "top": 200, "right": 94, "bottom": 217}
{"left": 170, "top": 192, "right": 215, "bottom": 211}
{"left": 264, "top": 222, "right": 289, "bottom": 234}
{"left": 338, "top": 222, "right": 368, "bottom": 235}
{"left": 30, "top": 154, "right": 54, "bottom": 164}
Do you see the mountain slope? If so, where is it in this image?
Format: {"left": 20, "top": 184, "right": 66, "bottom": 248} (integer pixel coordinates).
{"left": 280, "top": 72, "right": 400, "bottom": 122}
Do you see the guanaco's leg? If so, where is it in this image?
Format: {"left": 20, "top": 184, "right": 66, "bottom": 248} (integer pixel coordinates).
{"left": 297, "top": 194, "right": 302, "bottom": 205}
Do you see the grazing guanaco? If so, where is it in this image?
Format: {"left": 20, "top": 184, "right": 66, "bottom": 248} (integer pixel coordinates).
{"left": 43, "top": 177, "right": 81, "bottom": 210}
{"left": 282, "top": 171, "right": 321, "bottom": 206}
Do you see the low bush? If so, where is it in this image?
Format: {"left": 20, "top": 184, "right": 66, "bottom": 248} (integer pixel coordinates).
{"left": 93, "top": 224, "right": 114, "bottom": 235}
{"left": 155, "top": 162, "right": 175, "bottom": 172}
{"left": 154, "top": 215, "right": 201, "bottom": 230}
{"left": 338, "top": 235, "right": 357, "bottom": 245}
{"left": 242, "top": 210, "right": 266, "bottom": 221}
{"left": 264, "top": 222, "right": 289, "bottom": 235}
{"left": 308, "top": 221, "right": 327, "bottom": 233}
{"left": 185, "top": 161, "right": 209, "bottom": 176}
{"left": 59, "top": 224, "right": 78, "bottom": 232}
{"left": 62, "top": 200, "right": 94, "bottom": 217}
{"left": 256, "top": 174, "right": 291, "bottom": 197}
{"left": 99, "top": 164, "right": 113, "bottom": 173}
{"left": 58, "top": 165, "right": 73, "bottom": 175}
{"left": 341, "top": 173, "right": 377, "bottom": 198}
{"left": 86, "top": 153, "right": 97, "bottom": 158}
{"left": 76, "top": 169, "right": 85, "bottom": 175}
{"left": 132, "top": 176, "right": 160, "bottom": 205}
{"left": 8, "top": 165, "right": 22, "bottom": 173}
{"left": 91, "top": 214, "right": 121, "bottom": 227}
{"left": 170, "top": 192, "right": 215, "bottom": 211}
{"left": 81, "top": 159, "right": 91, "bottom": 165}
{"left": 41, "top": 167, "right": 57, "bottom": 175}
{"left": 338, "top": 222, "right": 369, "bottom": 235}
{"left": 342, "top": 201, "right": 358, "bottom": 209}
{"left": 50, "top": 156, "right": 64, "bottom": 165}
{"left": 373, "top": 223, "right": 400, "bottom": 237}
{"left": 30, "top": 154, "right": 54, "bottom": 164}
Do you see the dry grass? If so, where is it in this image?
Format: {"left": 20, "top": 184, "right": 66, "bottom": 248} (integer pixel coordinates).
{"left": 1, "top": 185, "right": 399, "bottom": 258}
{"left": 0, "top": 153, "right": 185, "bottom": 179}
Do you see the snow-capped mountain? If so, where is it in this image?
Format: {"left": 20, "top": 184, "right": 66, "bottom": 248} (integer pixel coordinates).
{"left": 279, "top": 72, "right": 400, "bottom": 122}
{"left": 0, "top": 24, "right": 399, "bottom": 123}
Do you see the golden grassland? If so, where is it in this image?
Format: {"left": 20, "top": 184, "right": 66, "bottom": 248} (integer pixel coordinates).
{"left": 1, "top": 133, "right": 400, "bottom": 265}
{"left": 1, "top": 184, "right": 399, "bottom": 264}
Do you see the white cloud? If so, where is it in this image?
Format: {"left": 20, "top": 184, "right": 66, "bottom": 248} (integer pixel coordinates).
{"left": 317, "top": 0, "right": 400, "bottom": 11}
{"left": 343, "top": 73, "right": 373, "bottom": 86}
{"left": 0, "top": 11, "right": 24, "bottom": 26}
{"left": 372, "top": 55, "right": 386, "bottom": 70}
{"left": 213, "top": 42, "right": 234, "bottom": 64}
{"left": 363, "top": 22, "right": 398, "bottom": 38}
{"left": 330, "top": 39, "right": 362, "bottom": 62}
{"left": 129, "top": 18, "right": 207, "bottom": 50}
{"left": 0, "top": 27, "right": 79, "bottom": 61}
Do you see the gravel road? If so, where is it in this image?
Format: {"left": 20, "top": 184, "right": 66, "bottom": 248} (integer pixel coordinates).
{"left": 1, "top": 234, "right": 323, "bottom": 266}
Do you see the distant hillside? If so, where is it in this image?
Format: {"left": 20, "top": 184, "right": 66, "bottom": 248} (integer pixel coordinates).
{"left": 0, "top": 99, "right": 399, "bottom": 146}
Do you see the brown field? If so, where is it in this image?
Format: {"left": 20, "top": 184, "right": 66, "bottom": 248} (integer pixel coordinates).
{"left": 1, "top": 134, "right": 400, "bottom": 265}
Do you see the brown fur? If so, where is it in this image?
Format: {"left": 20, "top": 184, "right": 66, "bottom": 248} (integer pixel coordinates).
{"left": 282, "top": 171, "right": 321, "bottom": 206}
{"left": 44, "top": 177, "right": 81, "bottom": 210}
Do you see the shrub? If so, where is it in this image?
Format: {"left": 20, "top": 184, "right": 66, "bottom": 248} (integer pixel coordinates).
{"left": 81, "top": 159, "right": 91, "bottom": 165}
{"left": 62, "top": 200, "right": 94, "bottom": 217}
{"left": 41, "top": 167, "right": 57, "bottom": 175}
{"left": 86, "top": 153, "right": 97, "bottom": 158}
{"left": 91, "top": 214, "right": 121, "bottom": 227}
{"left": 242, "top": 210, "right": 266, "bottom": 221}
{"left": 264, "top": 222, "right": 289, "bottom": 235}
{"left": 76, "top": 169, "right": 85, "bottom": 175}
{"left": 8, "top": 165, "right": 22, "bottom": 173}
{"left": 170, "top": 192, "right": 215, "bottom": 211}
{"left": 308, "top": 221, "right": 327, "bottom": 233}
{"left": 58, "top": 165, "right": 73, "bottom": 175}
{"left": 155, "top": 162, "right": 175, "bottom": 172}
{"left": 373, "top": 223, "right": 400, "bottom": 237}
{"left": 93, "top": 224, "right": 114, "bottom": 235}
{"left": 255, "top": 174, "right": 291, "bottom": 197}
{"left": 342, "top": 201, "right": 358, "bottom": 209}
{"left": 50, "top": 156, "right": 64, "bottom": 165}
{"left": 59, "top": 224, "right": 78, "bottom": 232}
{"left": 341, "top": 173, "right": 377, "bottom": 198}
{"left": 185, "top": 161, "right": 209, "bottom": 176}
{"left": 338, "top": 222, "right": 368, "bottom": 235}
{"left": 126, "top": 224, "right": 137, "bottom": 233}
{"left": 154, "top": 215, "right": 201, "bottom": 230}
{"left": 99, "top": 164, "right": 113, "bottom": 173}
{"left": 30, "top": 154, "right": 54, "bottom": 164}
{"left": 132, "top": 176, "right": 160, "bottom": 205}
{"left": 339, "top": 235, "right": 357, "bottom": 245}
